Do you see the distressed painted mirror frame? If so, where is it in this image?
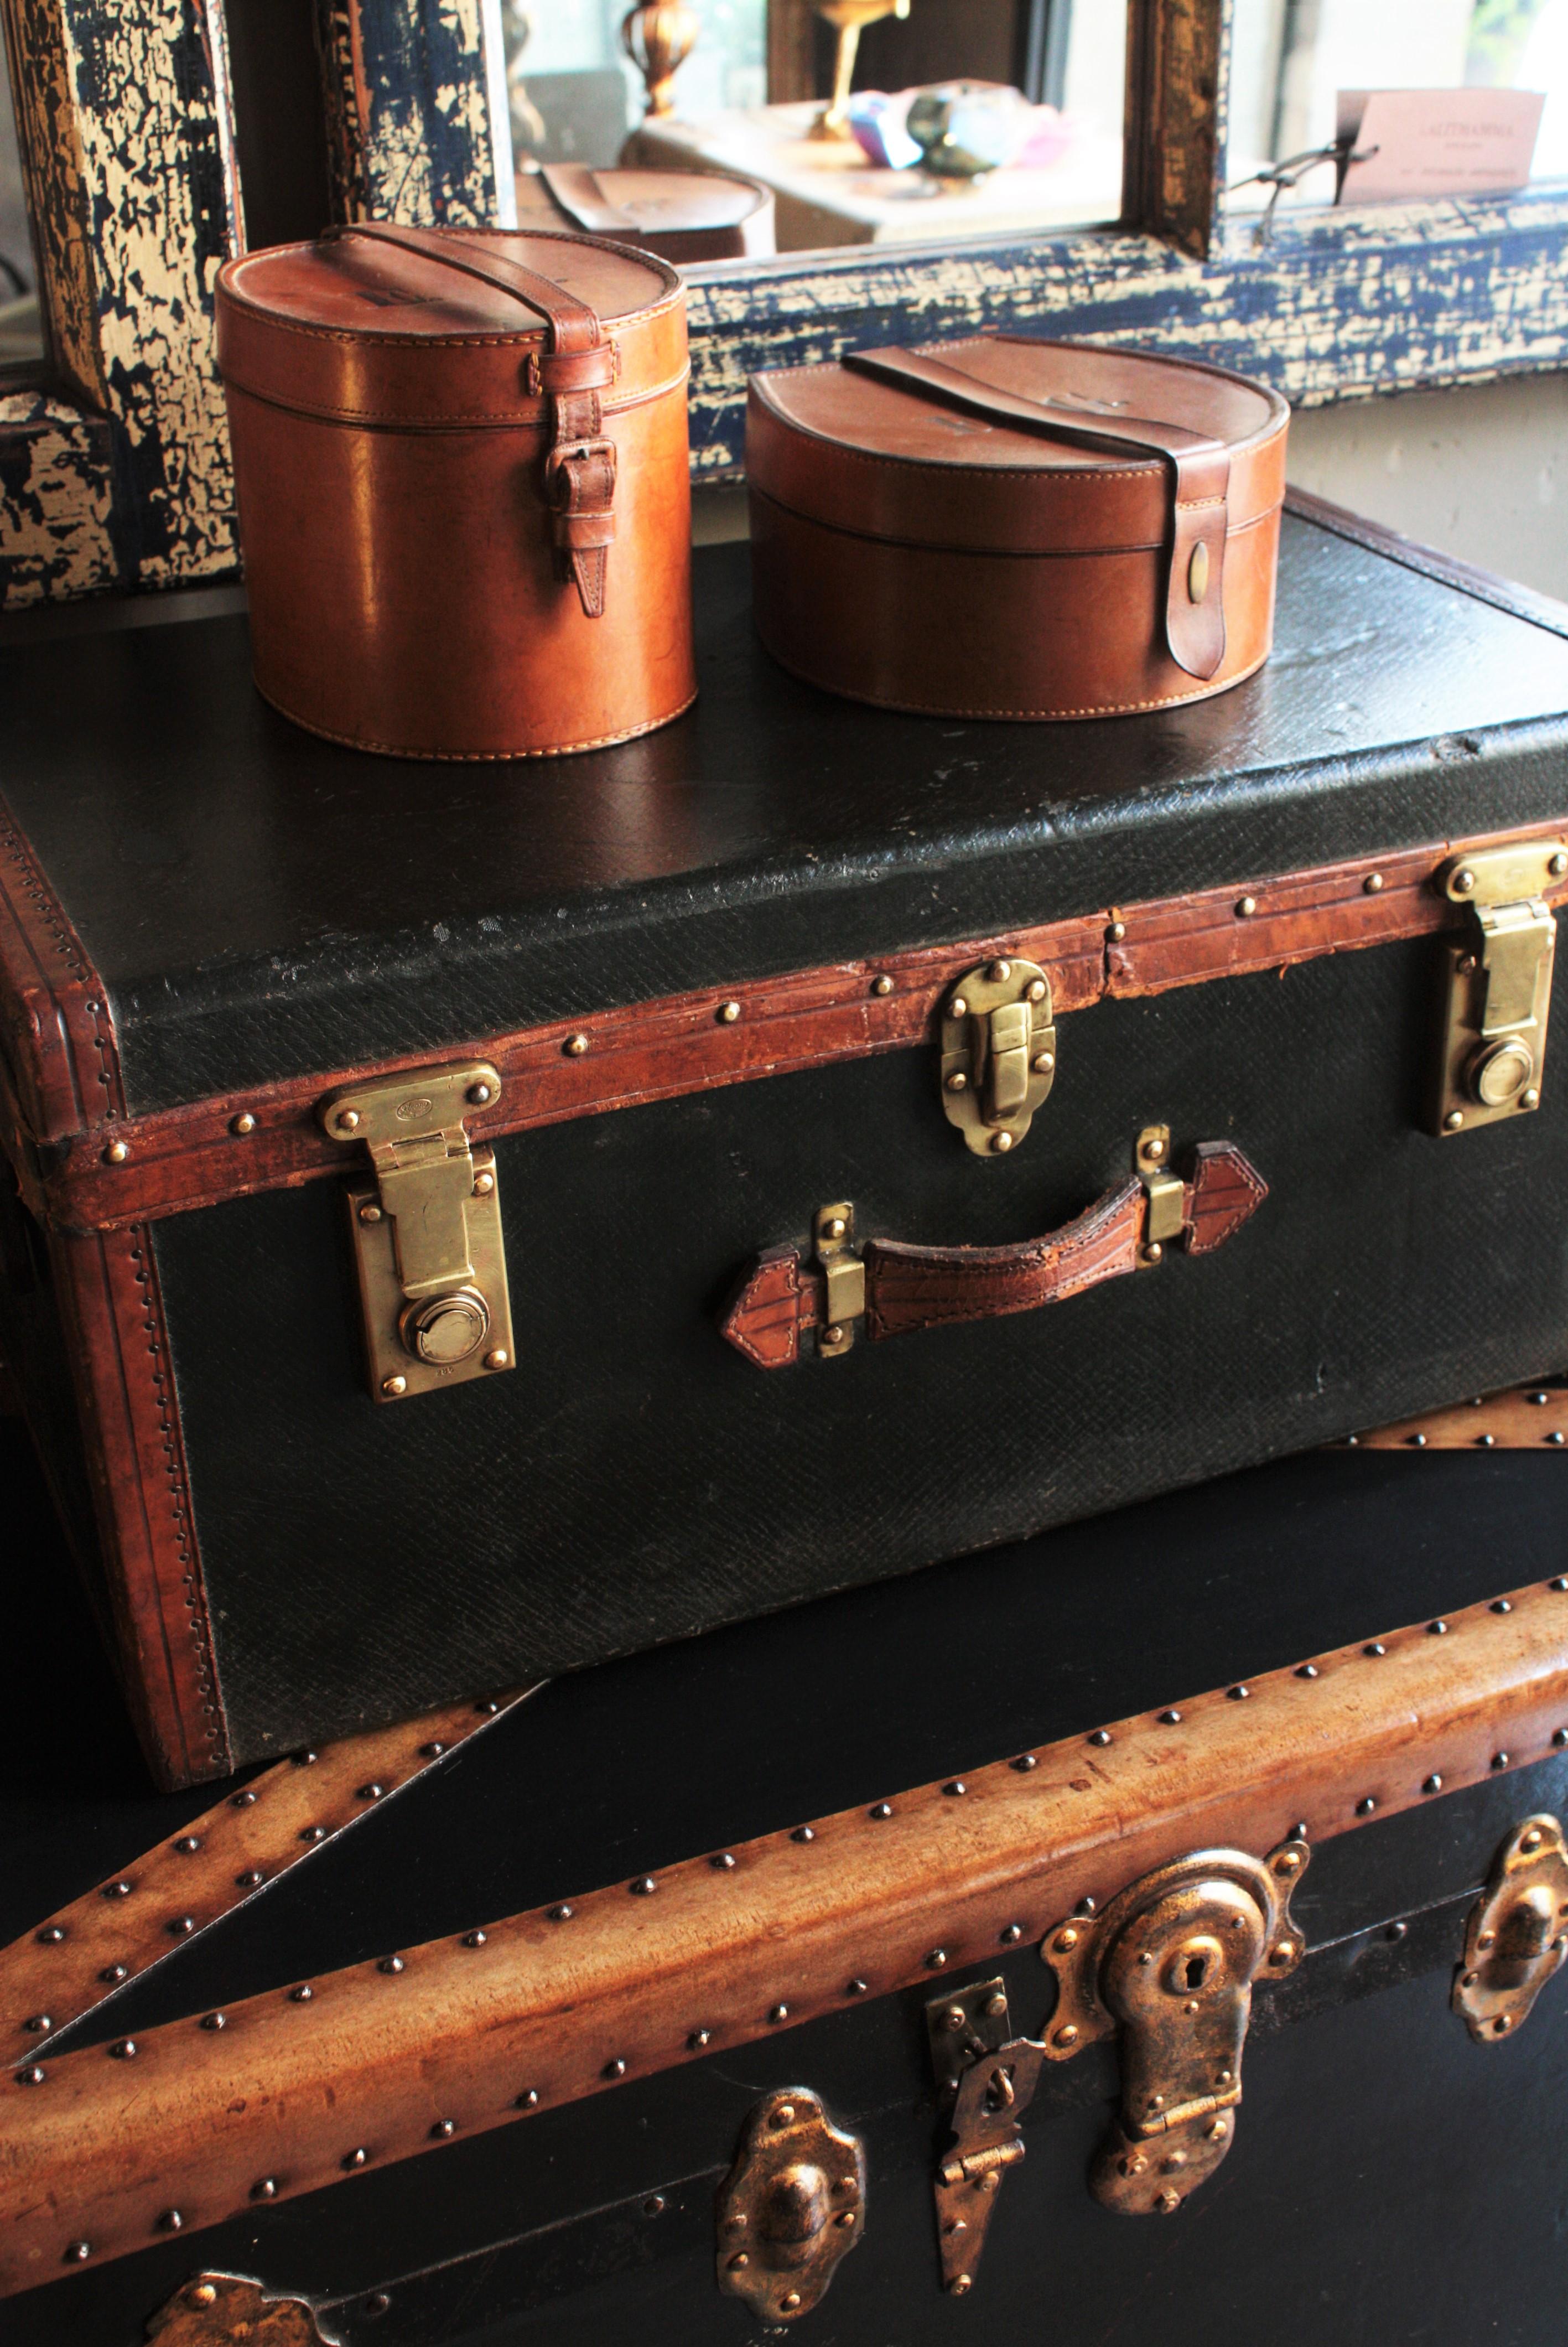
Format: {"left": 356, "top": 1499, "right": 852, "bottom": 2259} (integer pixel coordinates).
{"left": 2, "top": 0, "right": 1566, "bottom": 605}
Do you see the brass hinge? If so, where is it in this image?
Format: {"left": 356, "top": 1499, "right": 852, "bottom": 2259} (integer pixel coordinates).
{"left": 939, "top": 957, "right": 1056, "bottom": 1156}
{"left": 925, "top": 1978, "right": 1045, "bottom": 2296}
{"left": 1434, "top": 842, "right": 1564, "bottom": 1134}
{"left": 1453, "top": 1814, "right": 1568, "bottom": 2042}
{"left": 319, "top": 1061, "right": 516, "bottom": 1402}
{"left": 1040, "top": 1840, "right": 1308, "bottom": 2215}
{"left": 146, "top": 2272, "right": 335, "bottom": 2343}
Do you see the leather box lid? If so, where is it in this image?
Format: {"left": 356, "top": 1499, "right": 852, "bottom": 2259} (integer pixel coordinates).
{"left": 216, "top": 227, "right": 686, "bottom": 430}
{"left": 749, "top": 336, "right": 1289, "bottom": 555}
{"left": 516, "top": 165, "right": 772, "bottom": 234}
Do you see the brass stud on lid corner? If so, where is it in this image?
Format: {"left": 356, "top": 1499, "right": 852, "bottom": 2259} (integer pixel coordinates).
{"left": 103, "top": 1139, "right": 129, "bottom": 1165}
{"left": 230, "top": 1111, "right": 257, "bottom": 1135}
{"left": 717, "top": 1000, "right": 741, "bottom": 1024}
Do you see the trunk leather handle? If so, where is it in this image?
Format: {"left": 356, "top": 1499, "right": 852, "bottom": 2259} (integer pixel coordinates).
{"left": 322, "top": 222, "right": 617, "bottom": 618}
{"left": 844, "top": 341, "right": 1231, "bottom": 681}
{"left": 720, "top": 1139, "right": 1266, "bottom": 1370}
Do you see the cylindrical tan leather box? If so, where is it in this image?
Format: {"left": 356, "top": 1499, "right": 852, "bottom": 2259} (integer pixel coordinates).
{"left": 216, "top": 225, "right": 696, "bottom": 760}
{"left": 747, "top": 334, "right": 1290, "bottom": 722}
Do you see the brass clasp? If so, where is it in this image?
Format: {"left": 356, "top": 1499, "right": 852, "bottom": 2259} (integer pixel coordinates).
{"left": 1040, "top": 1841, "right": 1308, "bottom": 2215}
{"left": 1454, "top": 1815, "right": 1568, "bottom": 2042}
{"left": 716, "top": 2090, "right": 866, "bottom": 2323}
{"left": 319, "top": 1061, "right": 516, "bottom": 1403}
{"left": 925, "top": 1978, "right": 1044, "bottom": 2296}
{"left": 940, "top": 957, "right": 1056, "bottom": 1156}
{"left": 1434, "top": 841, "right": 1564, "bottom": 1134}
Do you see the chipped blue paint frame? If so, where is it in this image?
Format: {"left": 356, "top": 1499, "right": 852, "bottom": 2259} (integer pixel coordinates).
{"left": 3, "top": 0, "right": 1566, "bottom": 606}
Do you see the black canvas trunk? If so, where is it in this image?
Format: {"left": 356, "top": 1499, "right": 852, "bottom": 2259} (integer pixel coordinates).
{"left": 5, "top": 1417, "right": 1568, "bottom": 2343}
{"left": 3, "top": 494, "right": 1568, "bottom": 1781}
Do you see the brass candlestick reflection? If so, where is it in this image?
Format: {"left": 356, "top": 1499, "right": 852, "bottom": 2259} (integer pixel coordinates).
{"left": 621, "top": 2, "right": 700, "bottom": 118}
{"left": 809, "top": 0, "right": 911, "bottom": 142}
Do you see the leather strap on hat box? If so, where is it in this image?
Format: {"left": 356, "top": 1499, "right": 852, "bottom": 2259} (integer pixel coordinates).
{"left": 0, "top": 1685, "right": 535, "bottom": 2071}
{"left": 321, "top": 223, "right": 619, "bottom": 618}
{"left": 845, "top": 340, "right": 1231, "bottom": 680}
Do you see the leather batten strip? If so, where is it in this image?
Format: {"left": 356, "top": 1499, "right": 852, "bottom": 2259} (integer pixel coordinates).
{"left": 3, "top": 1578, "right": 1566, "bottom": 2298}
{"left": 0, "top": 1686, "right": 536, "bottom": 2074}
{"left": 18, "top": 821, "right": 1568, "bottom": 1240}
{"left": 45, "top": 1224, "right": 230, "bottom": 1787}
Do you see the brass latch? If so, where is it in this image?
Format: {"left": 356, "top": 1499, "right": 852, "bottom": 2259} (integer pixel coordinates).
{"left": 925, "top": 1978, "right": 1045, "bottom": 2296}
{"left": 1040, "top": 1840, "right": 1308, "bottom": 2214}
{"left": 813, "top": 1201, "right": 865, "bottom": 1359}
{"left": 1453, "top": 1814, "right": 1568, "bottom": 2042}
{"left": 146, "top": 2273, "right": 333, "bottom": 2343}
{"left": 1434, "top": 842, "right": 1563, "bottom": 1134}
{"left": 716, "top": 2089, "right": 866, "bottom": 2323}
{"left": 319, "top": 1061, "right": 516, "bottom": 1402}
{"left": 1136, "top": 1123, "right": 1184, "bottom": 1260}
{"left": 940, "top": 957, "right": 1056, "bottom": 1156}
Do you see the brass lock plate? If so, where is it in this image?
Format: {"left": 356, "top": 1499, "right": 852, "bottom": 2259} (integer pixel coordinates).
{"left": 716, "top": 2089, "right": 866, "bottom": 2323}
{"left": 940, "top": 957, "right": 1056, "bottom": 1156}
{"left": 1454, "top": 1814, "right": 1568, "bottom": 2043}
{"left": 925, "top": 1978, "right": 1043, "bottom": 2297}
{"left": 1040, "top": 1840, "right": 1307, "bottom": 2215}
{"left": 146, "top": 2272, "right": 336, "bottom": 2344}
{"left": 1434, "top": 843, "right": 1562, "bottom": 1135}
{"left": 320, "top": 1063, "right": 515, "bottom": 1403}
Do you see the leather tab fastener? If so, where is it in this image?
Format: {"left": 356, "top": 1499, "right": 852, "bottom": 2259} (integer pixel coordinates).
{"left": 547, "top": 438, "right": 619, "bottom": 618}
{"left": 719, "top": 1139, "right": 1265, "bottom": 1368}
{"left": 528, "top": 344, "right": 620, "bottom": 397}
{"left": 844, "top": 340, "right": 1232, "bottom": 681}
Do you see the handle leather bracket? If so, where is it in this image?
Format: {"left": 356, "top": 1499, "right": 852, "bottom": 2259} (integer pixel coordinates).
{"left": 844, "top": 339, "right": 1231, "bottom": 681}
{"left": 720, "top": 1139, "right": 1266, "bottom": 1370}
{"left": 323, "top": 222, "right": 617, "bottom": 618}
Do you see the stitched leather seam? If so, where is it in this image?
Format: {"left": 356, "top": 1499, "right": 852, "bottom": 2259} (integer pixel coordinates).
{"left": 253, "top": 683, "right": 701, "bottom": 761}
{"left": 220, "top": 284, "right": 680, "bottom": 349}
{"left": 750, "top": 478, "right": 1278, "bottom": 551}
{"left": 227, "top": 366, "right": 690, "bottom": 431}
{"left": 762, "top": 646, "right": 1271, "bottom": 721}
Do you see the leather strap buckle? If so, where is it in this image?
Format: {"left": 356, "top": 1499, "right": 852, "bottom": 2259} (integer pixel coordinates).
{"left": 546, "top": 438, "right": 619, "bottom": 618}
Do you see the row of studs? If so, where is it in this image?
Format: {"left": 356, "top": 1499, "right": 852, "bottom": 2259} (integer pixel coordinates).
{"left": 34, "top": 1587, "right": 1566, "bottom": 2266}
{"left": 16, "top": 1711, "right": 502, "bottom": 2039}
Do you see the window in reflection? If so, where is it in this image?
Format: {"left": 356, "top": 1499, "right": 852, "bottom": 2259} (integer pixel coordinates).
{"left": 506, "top": 1, "right": 1125, "bottom": 257}
{"left": 0, "top": 27, "right": 42, "bottom": 369}
{"left": 1230, "top": 0, "right": 1568, "bottom": 210}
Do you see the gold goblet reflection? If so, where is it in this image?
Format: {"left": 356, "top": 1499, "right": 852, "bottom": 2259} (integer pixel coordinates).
{"left": 809, "top": 0, "right": 911, "bottom": 142}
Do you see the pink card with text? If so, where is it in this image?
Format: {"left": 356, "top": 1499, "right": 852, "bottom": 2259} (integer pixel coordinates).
{"left": 1337, "top": 88, "right": 1544, "bottom": 203}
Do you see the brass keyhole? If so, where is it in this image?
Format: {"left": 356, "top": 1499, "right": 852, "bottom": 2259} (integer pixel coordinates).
{"left": 1164, "top": 1935, "right": 1223, "bottom": 1996}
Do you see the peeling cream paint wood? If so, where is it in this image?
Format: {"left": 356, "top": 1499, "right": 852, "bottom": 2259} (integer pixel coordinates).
{"left": 0, "top": 395, "right": 115, "bottom": 599}
{"left": 0, "top": 0, "right": 242, "bottom": 608}
{"left": 684, "top": 185, "right": 1568, "bottom": 476}
{"left": 316, "top": 0, "right": 501, "bottom": 227}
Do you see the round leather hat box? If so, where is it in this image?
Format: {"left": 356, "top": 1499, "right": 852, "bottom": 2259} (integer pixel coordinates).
{"left": 216, "top": 224, "right": 696, "bottom": 760}
{"left": 747, "top": 334, "right": 1290, "bottom": 722}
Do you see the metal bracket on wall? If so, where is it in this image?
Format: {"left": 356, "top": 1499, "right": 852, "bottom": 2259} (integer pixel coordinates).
{"left": 1039, "top": 1841, "right": 1308, "bottom": 2214}
{"left": 925, "top": 1977, "right": 1045, "bottom": 2297}
{"left": 144, "top": 2271, "right": 336, "bottom": 2343}
{"left": 939, "top": 957, "right": 1056, "bottom": 1156}
{"left": 716, "top": 2089, "right": 866, "bottom": 2322}
{"left": 1434, "top": 842, "right": 1563, "bottom": 1134}
{"left": 1454, "top": 1814, "right": 1568, "bottom": 2042}
{"left": 319, "top": 1061, "right": 516, "bottom": 1402}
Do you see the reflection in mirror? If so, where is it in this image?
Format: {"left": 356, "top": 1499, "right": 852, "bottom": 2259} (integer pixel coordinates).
{"left": 0, "top": 24, "right": 41, "bottom": 369}
{"left": 1230, "top": 0, "right": 1568, "bottom": 213}
{"left": 505, "top": 0, "right": 1124, "bottom": 261}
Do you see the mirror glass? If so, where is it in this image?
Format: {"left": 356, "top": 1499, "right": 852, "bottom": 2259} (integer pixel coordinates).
{"left": 0, "top": 32, "right": 41, "bottom": 369}
{"left": 1229, "top": 0, "right": 1568, "bottom": 211}
{"left": 506, "top": 1, "right": 1126, "bottom": 262}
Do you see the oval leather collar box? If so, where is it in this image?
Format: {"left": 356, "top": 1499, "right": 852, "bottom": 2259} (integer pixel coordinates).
{"left": 215, "top": 225, "right": 697, "bottom": 760}
{"left": 747, "top": 334, "right": 1290, "bottom": 721}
